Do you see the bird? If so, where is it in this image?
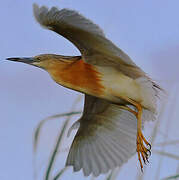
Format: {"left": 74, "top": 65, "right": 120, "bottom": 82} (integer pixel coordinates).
{"left": 7, "top": 4, "right": 163, "bottom": 177}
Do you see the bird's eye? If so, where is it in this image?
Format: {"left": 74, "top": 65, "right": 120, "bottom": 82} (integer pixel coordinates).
{"left": 36, "top": 57, "right": 41, "bottom": 61}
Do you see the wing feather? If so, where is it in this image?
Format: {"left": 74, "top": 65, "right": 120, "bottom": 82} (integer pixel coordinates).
{"left": 66, "top": 95, "right": 157, "bottom": 176}
{"left": 73, "top": 141, "right": 82, "bottom": 171}
{"left": 81, "top": 141, "right": 91, "bottom": 176}
{"left": 33, "top": 4, "right": 145, "bottom": 78}
{"left": 66, "top": 95, "right": 138, "bottom": 176}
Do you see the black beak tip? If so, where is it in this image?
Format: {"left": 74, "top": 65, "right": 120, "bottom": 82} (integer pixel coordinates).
{"left": 6, "top": 57, "right": 35, "bottom": 64}
{"left": 6, "top": 57, "right": 20, "bottom": 61}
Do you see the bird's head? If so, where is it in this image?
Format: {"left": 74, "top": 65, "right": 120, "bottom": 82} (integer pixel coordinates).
{"left": 6, "top": 54, "right": 80, "bottom": 70}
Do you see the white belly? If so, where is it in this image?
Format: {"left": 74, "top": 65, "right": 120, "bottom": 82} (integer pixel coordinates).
{"left": 96, "top": 66, "right": 156, "bottom": 112}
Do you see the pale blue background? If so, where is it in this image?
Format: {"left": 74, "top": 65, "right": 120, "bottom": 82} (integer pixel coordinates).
{"left": 1, "top": 0, "right": 179, "bottom": 179}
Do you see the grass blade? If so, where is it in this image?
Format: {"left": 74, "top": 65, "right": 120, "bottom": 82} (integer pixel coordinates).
{"left": 104, "top": 168, "right": 121, "bottom": 180}
{"left": 53, "top": 167, "right": 68, "bottom": 180}
{"left": 155, "top": 140, "right": 179, "bottom": 147}
{"left": 154, "top": 86, "right": 177, "bottom": 180}
{"left": 33, "top": 111, "right": 82, "bottom": 153}
{"left": 153, "top": 150, "right": 179, "bottom": 160}
{"left": 162, "top": 174, "right": 179, "bottom": 180}
{"left": 45, "top": 118, "right": 70, "bottom": 180}
{"left": 105, "top": 171, "right": 113, "bottom": 180}
{"left": 45, "top": 95, "right": 82, "bottom": 180}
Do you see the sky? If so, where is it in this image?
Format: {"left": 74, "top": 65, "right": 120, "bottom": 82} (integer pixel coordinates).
{"left": 1, "top": 0, "right": 179, "bottom": 180}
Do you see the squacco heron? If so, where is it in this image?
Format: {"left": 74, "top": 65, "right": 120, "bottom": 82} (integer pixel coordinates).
{"left": 7, "top": 4, "right": 163, "bottom": 176}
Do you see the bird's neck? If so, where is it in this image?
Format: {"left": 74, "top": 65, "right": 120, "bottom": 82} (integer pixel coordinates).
{"left": 47, "top": 59, "right": 104, "bottom": 96}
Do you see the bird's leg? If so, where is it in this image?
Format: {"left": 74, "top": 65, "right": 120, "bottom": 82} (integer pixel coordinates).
{"left": 119, "top": 100, "right": 151, "bottom": 171}
{"left": 134, "top": 103, "right": 151, "bottom": 171}
{"left": 118, "top": 105, "right": 137, "bottom": 116}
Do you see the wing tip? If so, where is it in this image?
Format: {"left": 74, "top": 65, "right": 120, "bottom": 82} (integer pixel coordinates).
{"left": 33, "top": 3, "right": 40, "bottom": 18}
{"left": 32, "top": 3, "right": 49, "bottom": 26}
{"left": 32, "top": 3, "right": 41, "bottom": 24}
{"left": 32, "top": 3, "right": 105, "bottom": 38}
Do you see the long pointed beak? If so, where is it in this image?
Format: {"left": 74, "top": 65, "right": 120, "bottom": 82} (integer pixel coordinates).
{"left": 6, "top": 57, "right": 35, "bottom": 64}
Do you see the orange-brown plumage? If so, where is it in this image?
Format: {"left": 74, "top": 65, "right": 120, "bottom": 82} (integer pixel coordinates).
{"left": 48, "top": 59, "right": 104, "bottom": 96}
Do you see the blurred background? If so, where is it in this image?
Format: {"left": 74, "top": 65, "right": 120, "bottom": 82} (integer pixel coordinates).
{"left": 1, "top": 0, "right": 179, "bottom": 179}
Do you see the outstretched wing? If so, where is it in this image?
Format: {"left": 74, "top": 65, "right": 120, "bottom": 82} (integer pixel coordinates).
{"left": 33, "top": 4, "right": 145, "bottom": 78}
{"left": 66, "top": 95, "right": 138, "bottom": 176}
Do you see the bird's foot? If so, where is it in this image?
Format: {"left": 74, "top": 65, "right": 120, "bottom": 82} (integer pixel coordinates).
{"left": 137, "top": 130, "right": 151, "bottom": 171}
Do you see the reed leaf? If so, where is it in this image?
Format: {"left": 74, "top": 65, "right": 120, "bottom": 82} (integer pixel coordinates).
{"left": 53, "top": 167, "right": 68, "bottom": 180}
{"left": 45, "top": 95, "right": 82, "bottom": 180}
{"left": 33, "top": 111, "right": 82, "bottom": 153}
{"left": 104, "top": 168, "right": 121, "bottom": 180}
{"left": 153, "top": 150, "right": 179, "bottom": 160}
{"left": 162, "top": 174, "right": 179, "bottom": 180}
{"left": 155, "top": 140, "right": 179, "bottom": 147}
{"left": 45, "top": 118, "right": 69, "bottom": 180}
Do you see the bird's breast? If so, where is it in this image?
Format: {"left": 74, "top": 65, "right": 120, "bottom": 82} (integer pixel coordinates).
{"left": 48, "top": 59, "right": 105, "bottom": 96}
